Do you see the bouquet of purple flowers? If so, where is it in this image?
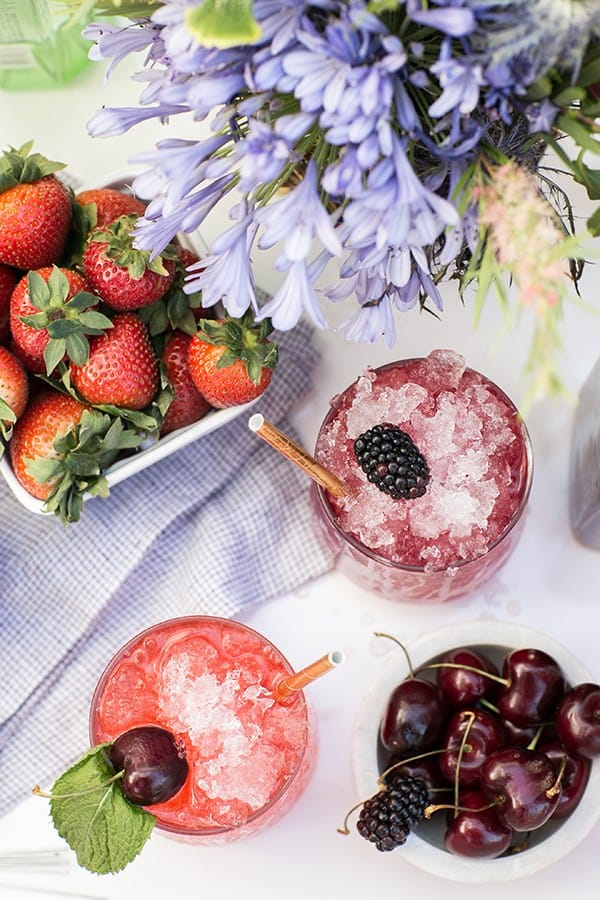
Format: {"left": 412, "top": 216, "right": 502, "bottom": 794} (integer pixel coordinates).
{"left": 85, "top": 1, "right": 600, "bottom": 399}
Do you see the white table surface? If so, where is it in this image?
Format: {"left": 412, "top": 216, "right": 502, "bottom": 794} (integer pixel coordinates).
{"left": 1, "top": 52, "right": 599, "bottom": 900}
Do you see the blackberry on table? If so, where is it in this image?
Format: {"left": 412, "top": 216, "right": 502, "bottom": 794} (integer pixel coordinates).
{"left": 356, "top": 773, "right": 429, "bottom": 852}
{"left": 353, "top": 423, "right": 430, "bottom": 500}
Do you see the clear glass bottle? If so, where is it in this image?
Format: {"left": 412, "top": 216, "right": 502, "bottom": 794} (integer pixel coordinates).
{"left": 0, "top": 0, "right": 91, "bottom": 91}
{"left": 569, "top": 356, "right": 600, "bottom": 550}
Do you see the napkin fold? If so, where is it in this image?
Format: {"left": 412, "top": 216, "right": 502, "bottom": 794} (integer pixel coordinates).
{"left": 0, "top": 320, "right": 335, "bottom": 817}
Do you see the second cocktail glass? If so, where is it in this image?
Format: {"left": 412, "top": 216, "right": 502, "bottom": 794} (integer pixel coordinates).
{"left": 312, "top": 350, "right": 533, "bottom": 603}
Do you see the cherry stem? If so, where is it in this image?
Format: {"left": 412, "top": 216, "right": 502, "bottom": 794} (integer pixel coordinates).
{"left": 525, "top": 724, "right": 547, "bottom": 752}
{"left": 416, "top": 661, "right": 508, "bottom": 687}
{"left": 373, "top": 632, "right": 415, "bottom": 678}
{"left": 453, "top": 710, "right": 475, "bottom": 817}
{"left": 424, "top": 798, "right": 499, "bottom": 819}
{"left": 377, "top": 747, "right": 472, "bottom": 787}
{"left": 546, "top": 754, "right": 567, "bottom": 799}
{"left": 32, "top": 771, "right": 124, "bottom": 801}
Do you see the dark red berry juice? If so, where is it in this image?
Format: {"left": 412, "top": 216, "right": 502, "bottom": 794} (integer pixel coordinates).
{"left": 90, "top": 617, "right": 316, "bottom": 843}
{"left": 313, "top": 351, "right": 532, "bottom": 602}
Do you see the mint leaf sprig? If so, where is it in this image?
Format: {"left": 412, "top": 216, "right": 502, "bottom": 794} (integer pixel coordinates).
{"left": 33, "top": 744, "right": 155, "bottom": 875}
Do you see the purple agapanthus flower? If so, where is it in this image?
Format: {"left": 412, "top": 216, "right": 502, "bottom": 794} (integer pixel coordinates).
{"left": 82, "top": 0, "right": 596, "bottom": 364}
{"left": 184, "top": 201, "right": 259, "bottom": 316}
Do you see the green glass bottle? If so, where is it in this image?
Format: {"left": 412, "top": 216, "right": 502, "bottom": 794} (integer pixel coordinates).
{"left": 0, "top": 0, "right": 92, "bottom": 90}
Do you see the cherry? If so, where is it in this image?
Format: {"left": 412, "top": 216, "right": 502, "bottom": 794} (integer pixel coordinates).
{"left": 380, "top": 678, "right": 449, "bottom": 754}
{"left": 109, "top": 725, "right": 189, "bottom": 806}
{"left": 497, "top": 649, "right": 565, "bottom": 727}
{"left": 435, "top": 647, "right": 499, "bottom": 709}
{"left": 444, "top": 788, "right": 514, "bottom": 859}
{"left": 479, "top": 747, "right": 561, "bottom": 831}
{"left": 439, "top": 709, "right": 505, "bottom": 786}
{"left": 538, "top": 740, "right": 591, "bottom": 819}
{"left": 555, "top": 683, "right": 600, "bottom": 759}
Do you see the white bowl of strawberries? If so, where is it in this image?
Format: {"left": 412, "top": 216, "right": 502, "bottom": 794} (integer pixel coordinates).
{"left": 351, "top": 620, "right": 600, "bottom": 882}
{"left": 0, "top": 149, "right": 278, "bottom": 522}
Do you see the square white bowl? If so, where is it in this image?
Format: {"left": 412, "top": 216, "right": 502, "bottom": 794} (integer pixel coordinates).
{"left": 0, "top": 169, "right": 255, "bottom": 515}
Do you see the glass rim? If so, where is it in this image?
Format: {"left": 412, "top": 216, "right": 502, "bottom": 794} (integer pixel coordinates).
{"left": 89, "top": 614, "right": 312, "bottom": 837}
{"left": 314, "top": 358, "right": 534, "bottom": 575}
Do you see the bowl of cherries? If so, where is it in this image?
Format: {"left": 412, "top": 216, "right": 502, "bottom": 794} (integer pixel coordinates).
{"left": 350, "top": 621, "right": 600, "bottom": 882}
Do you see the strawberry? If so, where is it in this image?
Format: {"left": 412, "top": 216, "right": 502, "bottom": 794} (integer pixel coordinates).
{"left": 82, "top": 214, "right": 177, "bottom": 311}
{"left": 0, "top": 345, "right": 29, "bottom": 445}
{"left": 9, "top": 389, "right": 88, "bottom": 501}
{"left": 160, "top": 330, "right": 212, "bottom": 435}
{"left": 187, "top": 312, "right": 278, "bottom": 408}
{"left": 0, "top": 142, "right": 72, "bottom": 270}
{"left": 10, "top": 266, "right": 110, "bottom": 375}
{"left": 0, "top": 262, "right": 18, "bottom": 343}
{"left": 70, "top": 313, "right": 159, "bottom": 410}
{"left": 75, "top": 187, "right": 147, "bottom": 228}
{"left": 8, "top": 386, "right": 145, "bottom": 522}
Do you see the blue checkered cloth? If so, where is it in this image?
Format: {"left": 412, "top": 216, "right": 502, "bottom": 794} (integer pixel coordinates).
{"left": 0, "top": 321, "right": 334, "bottom": 816}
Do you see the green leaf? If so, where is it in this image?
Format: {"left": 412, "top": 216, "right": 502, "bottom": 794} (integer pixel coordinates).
{"left": 44, "top": 338, "right": 67, "bottom": 375}
{"left": 184, "top": 0, "right": 261, "bottom": 49}
{"left": 47, "top": 266, "right": 71, "bottom": 300}
{"left": 65, "top": 331, "right": 91, "bottom": 367}
{"left": 47, "top": 319, "right": 81, "bottom": 338}
{"left": 78, "top": 310, "right": 113, "bottom": 331}
{"left": 27, "top": 270, "right": 51, "bottom": 309}
{"left": 48, "top": 744, "right": 155, "bottom": 874}
{"left": 588, "top": 207, "right": 600, "bottom": 237}
{"left": 0, "top": 397, "right": 16, "bottom": 425}
{"left": 26, "top": 455, "right": 62, "bottom": 483}
{"left": 556, "top": 114, "right": 600, "bottom": 155}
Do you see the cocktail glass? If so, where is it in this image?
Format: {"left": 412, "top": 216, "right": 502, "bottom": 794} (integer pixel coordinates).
{"left": 312, "top": 350, "right": 533, "bottom": 603}
{"left": 89, "top": 616, "right": 317, "bottom": 843}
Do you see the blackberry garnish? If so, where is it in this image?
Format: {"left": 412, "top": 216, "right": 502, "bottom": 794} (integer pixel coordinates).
{"left": 356, "top": 773, "right": 429, "bottom": 852}
{"left": 353, "top": 423, "right": 430, "bottom": 499}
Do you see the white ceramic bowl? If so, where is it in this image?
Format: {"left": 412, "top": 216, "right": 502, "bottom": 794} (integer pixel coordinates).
{"left": 352, "top": 620, "right": 600, "bottom": 882}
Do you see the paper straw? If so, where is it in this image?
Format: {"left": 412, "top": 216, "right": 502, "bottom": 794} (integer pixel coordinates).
{"left": 273, "top": 650, "right": 345, "bottom": 700}
{"left": 248, "top": 413, "right": 346, "bottom": 498}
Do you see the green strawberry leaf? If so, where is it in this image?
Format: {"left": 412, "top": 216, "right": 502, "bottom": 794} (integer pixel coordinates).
{"left": 0, "top": 141, "right": 66, "bottom": 191}
{"left": 184, "top": 0, "right": 261, "bottom": 48}
{"left": 43, "top": 338, "right": 68, "bottom": 376}
{"left": 65, "top": 331, "right": 92, "bottom": 367}
{"left": 198, "top": 311, "right": 278, "bottom": 384}
{"left": 23, "top": 406, "right": 149, "bottom": 523}
{"left": 0, "top": 398, "right": 16, "bottom": 445}
{"left": 46, "top": 744, "right": 155, "bottom": 875}
{"left": 27, "top": 270, "right": 52, "bottom": 310}
{"left": 0, "top": 396, "right": 16, "bottom": 424}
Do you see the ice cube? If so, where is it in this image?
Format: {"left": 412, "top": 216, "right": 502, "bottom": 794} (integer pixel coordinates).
{"left": 421, "top": 349, "right": 466, "bottom": 392}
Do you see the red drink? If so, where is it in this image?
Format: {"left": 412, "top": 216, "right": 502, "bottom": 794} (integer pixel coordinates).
{"left": 90, "top": 617, "right": 316, "bottom": 842}
{"left": 313, "top": 351, "right": 532, "bottom": 602}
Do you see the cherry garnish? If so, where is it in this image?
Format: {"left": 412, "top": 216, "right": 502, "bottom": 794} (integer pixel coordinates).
{"left": 109, "top": 726, "right": 189, "bottom": 806}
